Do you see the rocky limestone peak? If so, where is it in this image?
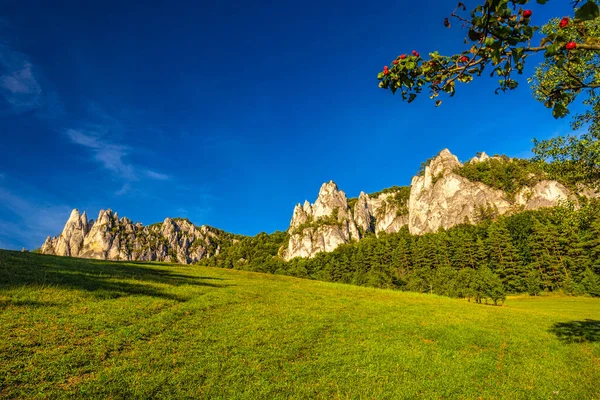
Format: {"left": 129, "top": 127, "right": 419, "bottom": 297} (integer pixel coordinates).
{"left": 96, "top": 209, "right": 116, "bottom": 226}
{"left": 427, "top": 148, "right": 463, "bottom": 179}
{"left": 353, "top": 192, "right": 373, "bottom": 233}
{"left": 68, "top": 208, "right": 80, "bottom": 222}
{"left": 40, "top": 209, "right": 226, "bottom": 264}
{"left": 161, "top": 217, "right": 180, "bottom": 239}
{"left": 175, "top": 218, "right": 195, "bottom": 232}
{"left": 469, "top": 151, "right": 490, "bottom": 164}
{"left": 41, "top": 208, "right": 92, "bottom": 256}
{"left": 409, "top": 149, "right": 512, "bottom": 235}
{"left": 283, "top": 180, "right": 360, "bottom": 260}
{"left": 289, "top": 203, "right": 312, "bottom": 230}
{"left": 406, "top": 149, "right": 582, "bottom": 235}
{"left": 302, "top": 200, "right": 312, "bottom": 214}
{"left": 313, "top": 180, "right": 349, "bottom": 219}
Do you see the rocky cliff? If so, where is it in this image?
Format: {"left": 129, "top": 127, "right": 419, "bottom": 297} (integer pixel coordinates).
{"left": 282, "top": 182, "right": 411, "bottom": 260}
{"left": 282, "top": 149, "right": 582, "bottom": 259}
{"left": 42, "top": 148, "right": 593, "bottom": 264}
{"left": 41, "top": 209, "right": 227, "bottom": 264}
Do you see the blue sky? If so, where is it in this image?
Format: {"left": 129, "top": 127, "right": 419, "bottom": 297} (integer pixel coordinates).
{"left": 0, "top": 0, "right": 580, "bottom": 249}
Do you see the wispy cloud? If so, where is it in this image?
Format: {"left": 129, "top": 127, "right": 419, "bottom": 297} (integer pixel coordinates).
{"left": 145, "top": 170, "right": 169, "bottom": 180}
{"left": 67, "top": 129, "right": 137, "bottom": 181}
{"left": 115, "top": 183, "right": 131, "bottom": 196}
{"left": 0, "top": 43, "right": 63, "bottom": 119}
{"left": 0, "top": 45, "right": 42, "bottom": 112}
{"left": 66, "top": 128, "right": 170, "bottom": 187}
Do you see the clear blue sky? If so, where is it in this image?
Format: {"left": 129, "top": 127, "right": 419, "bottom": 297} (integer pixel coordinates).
{"left": 0, "top": 0, "right": 579, "bottom": 249}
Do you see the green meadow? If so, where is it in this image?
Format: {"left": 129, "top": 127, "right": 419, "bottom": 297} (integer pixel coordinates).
{"left": 1, "top": 249, "right": 599, "bottom": 399}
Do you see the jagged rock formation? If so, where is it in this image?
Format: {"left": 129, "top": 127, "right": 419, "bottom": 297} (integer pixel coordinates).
{"left": 42, "top": 148, "right": 595, "bottom": 264}
{"left": 408, "top": 150, "right": 576, "bottom": 234}
{"left": 282, "top": 182, "right": 411, "bottom": 260}
{"left": 41, "top": 209, "right": 226, "bottom": 264}
{"left": 353, "top": 190, "right": 410, "bottom": 235}
{"left": 283, "top": 149, "right": 587, "bottom": 259}
{"left": 408, "top": 149, "right": 513, "bottom": 234}
{"left": 283, "top": 181, "right": 360, "bottom": 261}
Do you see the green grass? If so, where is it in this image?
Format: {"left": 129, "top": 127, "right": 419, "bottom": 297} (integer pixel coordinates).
{"left": 1, "top": 250, "right": 599, "bottom": 399}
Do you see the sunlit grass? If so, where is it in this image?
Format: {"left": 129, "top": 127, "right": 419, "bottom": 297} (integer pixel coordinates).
{"left": 1, "top": 250, "right": 599, "bottom": 399}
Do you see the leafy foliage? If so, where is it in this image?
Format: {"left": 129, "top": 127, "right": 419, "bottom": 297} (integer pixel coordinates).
{"left": 533, "top": 132, "right": 600, "bottom": 188}
{"left": 455, "top": 156, "right": 548, "bottom": 195}
{"left": 289, "top": 208, "right": 343, "bottom": 235}
{"left": 200, "top": 231, "right": 288, "bottom": 273}
{"left": 377, "top": 0, "right": 600, "bottom": 121}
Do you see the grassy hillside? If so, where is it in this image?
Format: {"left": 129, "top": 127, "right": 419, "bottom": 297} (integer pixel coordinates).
{"left": 1, "top": 250, "right": 599, "bottom": 399}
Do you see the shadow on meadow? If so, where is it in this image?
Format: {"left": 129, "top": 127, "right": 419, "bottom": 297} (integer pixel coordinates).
{"left": 549, "top": 319, "right": 600, "bottom": 343}
{"left": 0, "top": 250, "right": 231, "bottom": 305}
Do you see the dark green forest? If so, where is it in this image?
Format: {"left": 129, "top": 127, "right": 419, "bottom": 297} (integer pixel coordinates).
{"left": 200, "top": 198, "right": 600, "bottom": 304}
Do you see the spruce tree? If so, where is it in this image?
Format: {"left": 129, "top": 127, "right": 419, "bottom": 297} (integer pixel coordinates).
{"left": 486, "top": 220, "right": 522, "bottom": 292}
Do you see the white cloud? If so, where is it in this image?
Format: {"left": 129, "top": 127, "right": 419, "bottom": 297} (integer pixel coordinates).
{"left": 0, "top": 45, "right": 42, "bottom": 111}
{"left": 66, "top": 129, "right": 169, "bottom": 185}
{"left": 115, "top": 183, "right": 131, "bottom": 196}
{"left": 146, "top": 170, "right": 169, "bottom": 180}
{"left": 67, "top": 129, "right": 138, "bottom": 181}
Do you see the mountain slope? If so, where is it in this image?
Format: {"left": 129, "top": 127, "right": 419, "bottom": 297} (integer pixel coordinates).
{"left": 1, "top": 250, "right": 599, "bottom": 399}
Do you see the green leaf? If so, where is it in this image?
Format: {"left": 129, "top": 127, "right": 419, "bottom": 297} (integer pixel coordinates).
{"left": 536, "top": 0, "right": 548, "bottom": 4}
{"left": 408, "top": 93, "right": 417, "bottom": 103}
{"left": 552, "top": 103, "right": 569, "bottom": 119}
{"left": 544, "top": 44, "right": 560, "bottom": 58}
{"left": 435, "top": 99, "right": 442, "bottom": 107}
{"left": 468, "top": 29, "right": 481, "bottom": 42}
{"left": 512, "top": 47, "right": 525, "bottom": 64}
{"left": 575, "top": 0, "right": 600, "bottom": 21}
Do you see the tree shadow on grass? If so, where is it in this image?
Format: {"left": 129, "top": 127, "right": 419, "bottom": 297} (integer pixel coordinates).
{"left": 0, "top": 250, "right": 232, "bottom": 304}
{"left": 0, "top": 299, "right": 60, "bottom": 309}
{"left": 549, "top": 320, "right": 600, "bottom": 343}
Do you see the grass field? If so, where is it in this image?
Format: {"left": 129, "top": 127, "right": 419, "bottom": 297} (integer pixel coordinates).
{"left": 1, "top": 250, "right": 599, "bottom": 399}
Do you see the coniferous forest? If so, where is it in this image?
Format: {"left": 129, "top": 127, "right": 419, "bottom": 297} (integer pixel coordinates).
{"left": 200, "top": 199, "right": 600, "bottom": 303}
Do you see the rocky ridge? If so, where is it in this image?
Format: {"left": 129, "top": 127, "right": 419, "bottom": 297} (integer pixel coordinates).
{"left": 282, "top": 149, "right": 580, "bottom": 259}
{"left": 41, "top": 149, "right": 591, "bottom": 263}
{"left": 41, "top": 209, "right": 226, "bottom": 264}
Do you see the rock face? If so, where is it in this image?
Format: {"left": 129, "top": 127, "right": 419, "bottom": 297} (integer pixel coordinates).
{"left": 282, "top": 149, "right": 591, "bottom": 259}
{"left": 42, "top": 149, "right": 595, "bottom": 264}
{"left": 283, "top": 181, "right": 360, "bottom": 261}
{"left": 514, "top": 181, "right": 574, "bottom": 210}
{"left": 408, "top": 149, "right": 513, "bottom": 235}
{"left": 41, "top": 209, "right": 91, "bottom": 257}
{"left": 41, "top": 209, "right": 225, "bottom": 264}
{"left": 408, "top": 150, "right": 577, "bottom": 234}
{"left": 283, "top": 182, "right": 411, "bottom": 260}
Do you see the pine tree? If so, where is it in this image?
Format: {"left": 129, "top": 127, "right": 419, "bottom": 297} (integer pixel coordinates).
{"left": 580, "top": 217, "right": 600, "bottom": 275}
{"left": 529, "top": 219, "right": 563, "bottom": 291}
{"left": 486, "top": 220, "right": 522, "bottom": 292}
{"left": 475, "top": 237, "right": 488, "bottom": 269}
{"left": 581, "top": 267, "right": 600, "bottom": 297}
